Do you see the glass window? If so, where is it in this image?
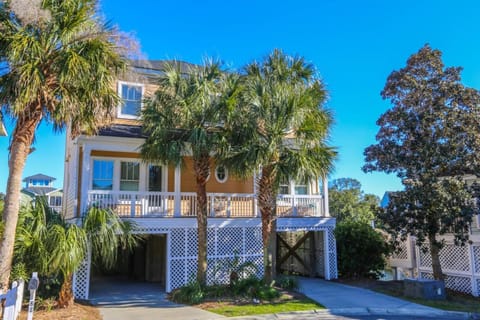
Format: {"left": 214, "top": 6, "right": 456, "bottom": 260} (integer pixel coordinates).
{"left": 215, "top": 166, "right": 228, "bottom": 183}
{"left": 49, "top": 196, "right": 62, "bottom": 207}
{"left": 294, "top": 179, "right": 308, "bottom": 195}
{"left": 120, "top": 83, "right": 142, "bottom": 117}
{"left": 120, "top": 161, "right": 140, "bottom": 191}
{"left": 279, "top": 179, "right": 289, "bottom": 195}
{"left": 92, "top": 160, "right": 114, "bottom": 190}
{"left": 148, "top": 165, "right": 163, "bottom": 191}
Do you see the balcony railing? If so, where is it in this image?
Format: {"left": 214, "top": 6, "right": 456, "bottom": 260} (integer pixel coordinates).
{"left": 86, "top": 191, "right": 325, "bottom": 218}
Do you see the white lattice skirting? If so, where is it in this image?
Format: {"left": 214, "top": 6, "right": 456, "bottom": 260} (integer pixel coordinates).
{"left": 73, "top": 217, "right": 337, "bottom": 299}
{"left": 417, "top": 242, "right": 480, "bottom": 297}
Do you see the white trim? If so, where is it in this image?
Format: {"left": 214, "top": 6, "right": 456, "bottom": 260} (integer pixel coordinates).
{"left": 174, "top": 165, "right": 181, "bottom": 217}
{"left": 117, "top": 81, "right": 145, "bottom": 120}
{"left": 166, "top": 231, "right": 171, "bottom": 292}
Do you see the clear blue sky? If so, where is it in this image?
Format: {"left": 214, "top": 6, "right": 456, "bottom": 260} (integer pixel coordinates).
{"left": 1, "top": 0, "right": 480, "bottom": 196}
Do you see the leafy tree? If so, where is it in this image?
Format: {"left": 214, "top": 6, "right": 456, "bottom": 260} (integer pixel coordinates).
{"left": 335, "top": 221, "right": 391, "bottom": 278}
{"left": 141, "top": 60, "right": 237, "bottom": 285}
{"left": 14, "top": 200, "right": 139, "bottom": 307}
{"left": 0, "top": 0, "right": 127, "bottom": 290}
{"left": 224, "top": 49, "right": 336, "bottom": 282}
{"left": 329, "top": 178, "right": 379, "bottom": 223}
{"left": 363, "top": 45, "right": 480, "bottom": 280}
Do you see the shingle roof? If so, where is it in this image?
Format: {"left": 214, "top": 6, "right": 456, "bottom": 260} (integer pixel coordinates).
{"left": 97, "top": 124, "right": 145, "bottom": 139}
{"left": 22, "top": 174, "right": 56, "bottom": 182}
{"left": 22, "top": 186, "right": 57, "bottom": 196}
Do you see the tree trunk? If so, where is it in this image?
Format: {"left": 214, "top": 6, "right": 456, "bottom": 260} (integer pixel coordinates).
{"left": 428, "top": 234, "right": 444, "bottom": 280}
{"left": 194, "top": 155, "right": 210, "bottom": 285}
{"left": 0, "top": 115, "right": 40, "bottom": 291}
{"left": 258, "top": 165, "right": 277, "bottom": 284}
{"left": 58, "top": 273, "right": 74, "bottom": 308}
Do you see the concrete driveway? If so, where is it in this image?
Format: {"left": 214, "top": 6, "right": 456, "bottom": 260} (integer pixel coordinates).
{"left": 89, "top": 279, "right": 223, "bottom": 320}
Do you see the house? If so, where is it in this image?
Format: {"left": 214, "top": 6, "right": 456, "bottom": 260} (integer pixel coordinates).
{"left": 0, "top": 113, "right": 6, "bottom": 136}
{"left": 62, "top": 61, "right": 338, "bottom": 300}
{"left": 21, "top": 173, "right": 63, "bottom": 212}
{"left": 382, "top": 190, "right": 480, "bottom": 297}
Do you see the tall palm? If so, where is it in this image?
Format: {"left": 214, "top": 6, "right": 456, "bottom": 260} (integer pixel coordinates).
{"left": 225, "top": 49, "right": 336, "bottom": 282}
{"left": 0, "top": 0, "right": 126, "bottom": 290}
{"left": 141, "top": 60, "right": 236, "bottom": 285}
{"left": 14, "top": 200, "right": 139, "bottom": 307}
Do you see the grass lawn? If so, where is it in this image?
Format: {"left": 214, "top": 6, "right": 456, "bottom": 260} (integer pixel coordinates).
{"left": 339, "top": 279, "right": 480, "bottom": 313}
{"left": 198, "top": 295, "right": 324, "bottom": 317}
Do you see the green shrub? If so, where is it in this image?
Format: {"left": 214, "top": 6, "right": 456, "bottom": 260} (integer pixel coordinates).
{"left": 335, "top": 221, "right": 391, "bottom": 278}
{"left": 170, "top": 281, "right": 205, "bottom": 304}
{"left": 275, "top": 276, "right": 299, "bottom": 290}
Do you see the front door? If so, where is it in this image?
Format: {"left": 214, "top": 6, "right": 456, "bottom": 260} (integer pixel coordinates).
{"left": 147, "top": 165, "right": 165, "bottom": 213}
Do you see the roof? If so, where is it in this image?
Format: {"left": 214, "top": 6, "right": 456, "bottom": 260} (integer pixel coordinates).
{"left": 97, "top": 124, "right": 145, "bottom": 139}
{"left": 22, "top": 173, "right": 56, "bottom": 182}
{"left": 22, "top": 186, "right": 57, "bottom": 196}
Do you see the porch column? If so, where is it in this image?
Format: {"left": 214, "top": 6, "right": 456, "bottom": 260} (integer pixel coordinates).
{"left": 80, "top": 145, "right": 92, "bottom": 216}
{"left": 253, "top": 169, "right": 259, "bottom": 217}
{"left": 290, "top": 180, "right": 297, "bottom": 215}
{"left": 322, "top": 177, "right": 329, "bottom": 217}
{"left": 174, "top": 164, "right": 181, "bottom": 217}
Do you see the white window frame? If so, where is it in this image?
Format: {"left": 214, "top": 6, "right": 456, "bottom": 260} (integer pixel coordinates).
{"left": 119, "top": 161, "right": 141, "bottom": 191}
{"left": 117, "top": 81, "right": 145, "bottom": 120}
{"left": 215, "top": 165, "right": 228, "bottom": 183}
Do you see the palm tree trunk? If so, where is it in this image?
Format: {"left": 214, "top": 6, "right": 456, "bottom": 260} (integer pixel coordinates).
{"left": 58, "top": 273, "right": 74, "bottom": 308}
{"left": 428, "top": 234, "right": 444, "bottom": 280}
{"left": 258, "top": 165, "right": 277, "bottom": 284}
{"left": 194, "top": 155, "right": 210, "bottom": 285}
{"left": 0, "top": 115, "right": 40, "bottom": 291}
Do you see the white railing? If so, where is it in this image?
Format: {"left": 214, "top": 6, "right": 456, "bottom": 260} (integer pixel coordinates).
{"left": 87, "top": 191, "right": 324, "bottom": 218}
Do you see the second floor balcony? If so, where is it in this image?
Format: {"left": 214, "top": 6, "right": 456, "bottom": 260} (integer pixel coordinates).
{"left": 87, "top": 190, "right": 327, "bottom": 218}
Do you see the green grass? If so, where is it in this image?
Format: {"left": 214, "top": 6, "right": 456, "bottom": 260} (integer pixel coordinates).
{"left": 204, "top": 299, "right": 324, "bottom": 317}
{"left": 374, "top": 288, "right": 480, "bottom": 313}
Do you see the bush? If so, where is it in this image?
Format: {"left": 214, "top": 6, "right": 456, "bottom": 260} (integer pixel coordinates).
{"left": 275, "top": 276, "right": 299, "bottom": 291}
{"left": 335, "top": 221, "right": 391, "bottom": 278}
{"left": 170, "top": 281, "right": 205, "bottom": 304}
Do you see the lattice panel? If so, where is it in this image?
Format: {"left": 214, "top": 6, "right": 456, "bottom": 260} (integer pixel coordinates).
{"left": 392, "top": 242, "right": 408, "bottom": 260}
{"left": 245, "top": 227, "right": 263, "bottom": 254}
{"left": 476, "top": 279, "right": 480, "bottom": 296}
{"left": 206, "top": 258, "right": 218, "bottom": 286}
{"left": 170, "top": 259, "right": 186, "bottom": 290}
{"left": 207, "top": 228, "right": 216, "bottom": 256}
{"left": 421, "top": 272, "right": 473, "bottom": 295}
{"left": 170, "top": 228, "right": 185, "bottom": 258}
{"left": 187, "top": 228, "right": 198, "bottom": 257}
{"left": 217, "top": 227, "right": 243, "bottom": 256}
{"left": 73, "top": 259, "right": 89, "bottom": 299}
{"left": 243, "top": 255, "right": 264, "bottom": 279}
{"left": 328, "top": 227, "right": 338, "bottom": 279}
{"left": 444, "top": 275, "right": 472, "bottom": 294}
{"left": 440, "top": 244, "right": 469, "bottom": 272}
{"left": 474, "top": 246, "right": 480, "bottom": 274}
{"left": 419, "top": 246, "right": 431, "bottom": 268}
{"left": 186, "top": 258, "right": 198, "bottom": 282}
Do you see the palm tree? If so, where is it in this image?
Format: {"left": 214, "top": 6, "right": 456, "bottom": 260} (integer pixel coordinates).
{"left": 0, "top": 0, "right": 127, "bottom": 290}
{"left": 141, "top": 60, "right": 237, "bottom": 285}
{"left": 14, "top": 200, "right": 139, "bottom": 307}
{"left": 225, "top": 49, "right": 336, "bottom": 282}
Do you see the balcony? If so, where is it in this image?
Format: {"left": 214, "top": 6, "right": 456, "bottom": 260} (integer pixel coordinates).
{"left": 87, "top": 191, "right": 326, "bottom": 218}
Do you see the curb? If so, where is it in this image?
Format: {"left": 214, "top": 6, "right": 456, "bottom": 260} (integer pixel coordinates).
{"left": 230, "top": 308, "right": 480, "bottom": 319}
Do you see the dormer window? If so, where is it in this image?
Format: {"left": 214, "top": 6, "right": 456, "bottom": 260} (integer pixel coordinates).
{"left": 118, "top": 81, "right": 144, "bottom": 119}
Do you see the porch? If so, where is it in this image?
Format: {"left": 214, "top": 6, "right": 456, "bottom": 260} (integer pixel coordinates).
{"left": 87, "top": 191, "right": 326, "bottom": 218}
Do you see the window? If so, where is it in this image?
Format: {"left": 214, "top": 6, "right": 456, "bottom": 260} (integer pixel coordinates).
{"left": 215, "top": 166, "right": 228, "bottom": 183}
{"left": 92, "top": 160, "right": 114, "bottom": 190}
{"left": 279, "top": 179, "right": 289, "bottom": 195}
{"left": 49, "top": 196, "right": 62, "bottom": 207}
{"left": 120, "top": 161, "right": 140, "bottom": 191}
{"left": 148, "top": 165, "right": 163, "bottom": 191}
{"left": 294, "top": 179, "right": 308, "bottom": 195}
{"left": 118, "top": 82, "right": 143, "bottom": 118}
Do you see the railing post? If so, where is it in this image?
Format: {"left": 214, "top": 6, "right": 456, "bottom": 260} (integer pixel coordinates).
{"left": 254, "top": 197, "right": 259, "bottom": 217}
{"left": 227, "top": 195, "right": 231, "bottom": 217}
{"left": 130, "top": 195, "right": 135, "bottom": 217}
{"left": 210, "top": 195, "right": 215, "bottom": 217}
{"left": 292, "top": 195, "right": 298, "bottom": 216}
{"left": 174, "top": 165, "right": 181, "bottom": 217}
{"left": 322, "top": 177, "right": 329, "bottom": 217}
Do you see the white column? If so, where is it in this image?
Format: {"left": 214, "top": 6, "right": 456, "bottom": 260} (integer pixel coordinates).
{"left": 174, "top": 165, "right": 181, "bottom": 217}
{"left": 322, "top": 177, "right": 329, "bottom": 217}
{"left": 80, "top": 145, "right": 92, "bottom": 216}
{"left": 253, "top": 169, "right": 259, "bottom": 217}
{"left": 323, "top": 229, "right": 331, "bottom": 280}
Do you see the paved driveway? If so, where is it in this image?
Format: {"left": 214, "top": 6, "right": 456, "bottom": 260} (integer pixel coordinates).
{"left": 89, "top": 279, "right": 223, "bottom": 320}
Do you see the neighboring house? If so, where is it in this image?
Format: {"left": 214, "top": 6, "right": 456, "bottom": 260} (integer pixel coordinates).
{"left": 381, "top": 190, "right": 480, "bottom": 297}
{"left": 63, "top": 61, "right": 338, "bottom": 299}
{"left": 21, "top": 173, "right": 63, "bottom": 212}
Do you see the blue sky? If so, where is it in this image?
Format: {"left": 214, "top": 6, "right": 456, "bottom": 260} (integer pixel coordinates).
{"left": 1, "top": 0, "right": 480, "bottom": 196}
